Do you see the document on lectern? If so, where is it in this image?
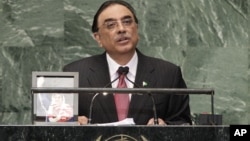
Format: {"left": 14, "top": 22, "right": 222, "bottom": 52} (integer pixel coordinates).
{"left": 96, "top": 118, "right": 135, "bottom": 126}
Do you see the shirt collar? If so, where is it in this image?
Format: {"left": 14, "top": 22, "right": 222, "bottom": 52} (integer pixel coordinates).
{"left": 106, "top": 51, "right": 138, "bottom": 78}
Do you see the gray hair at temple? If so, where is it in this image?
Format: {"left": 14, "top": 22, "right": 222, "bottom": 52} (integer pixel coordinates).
{"left": 91, "top": 0, "right": 139, "bottom": 33}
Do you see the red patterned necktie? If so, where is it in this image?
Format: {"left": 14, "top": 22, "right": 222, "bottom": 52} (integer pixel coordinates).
{"left": 114, "top": 70, "right": 129, "bottom": 121}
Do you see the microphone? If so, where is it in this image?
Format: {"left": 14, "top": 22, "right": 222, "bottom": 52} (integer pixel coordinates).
{"left": 123, "top": 67, "right": 159, "bottom": 125}
{"left": 88, "top": 66, "right": 128, "bottom": 124}
{"left": 117, "top": 66, "right": 129, "bottom": 75}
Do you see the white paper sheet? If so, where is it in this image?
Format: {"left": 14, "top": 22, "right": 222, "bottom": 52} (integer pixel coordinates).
{"left": 96, "top": 118, "right": 135, "bottom": 126}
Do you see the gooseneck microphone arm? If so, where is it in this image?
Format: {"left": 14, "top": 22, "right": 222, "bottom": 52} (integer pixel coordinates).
{"left": 88, "top": 67, "right": 127, "bottom": 124}
{"left": 148, "top": 93, "right": 159, "bottom": 125}
{"left": 88, "top": 92, "right": 99, "bottom": 124}
{"left": 124, "top": 67, "right": 159, "bottom": 125}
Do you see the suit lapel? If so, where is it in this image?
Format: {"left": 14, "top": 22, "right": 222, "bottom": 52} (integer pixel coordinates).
{"left": 128, "top": 51, "right": 156, "bottom": 117}
{"left": 87, "top": 53, "right": 118, "bottom": 121}
{"left": 87, "top": 54, "right": 110, "bottom": 87}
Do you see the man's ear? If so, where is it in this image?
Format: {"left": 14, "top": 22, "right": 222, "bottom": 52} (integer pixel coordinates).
{"left": 93, "top": 32, "right": 103, "bottom": 47}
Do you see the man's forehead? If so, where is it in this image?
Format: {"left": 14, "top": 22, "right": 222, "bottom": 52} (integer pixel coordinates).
{"left": 98, "top": 4, "right": 133, "bottom": 22}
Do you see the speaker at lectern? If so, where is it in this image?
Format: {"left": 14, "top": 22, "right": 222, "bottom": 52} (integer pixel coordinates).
{"left": 31, "top": 72, "right": 216, "bottom": 125}
{"left": 31, "top": 71, "right": 79, "bottom": 125}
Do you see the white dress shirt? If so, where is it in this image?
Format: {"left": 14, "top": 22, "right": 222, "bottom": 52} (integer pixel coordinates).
{"left": 106, "top": 51, "right": 138, "bottom": 99}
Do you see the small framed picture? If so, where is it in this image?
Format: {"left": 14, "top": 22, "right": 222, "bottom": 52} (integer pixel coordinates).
{"left": 32, "top": 71, "right": 79, "bottom": 125}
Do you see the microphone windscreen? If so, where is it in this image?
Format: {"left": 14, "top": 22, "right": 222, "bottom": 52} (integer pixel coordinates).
{"left": 118, "top": 66, "right": 129, "bottom": 75}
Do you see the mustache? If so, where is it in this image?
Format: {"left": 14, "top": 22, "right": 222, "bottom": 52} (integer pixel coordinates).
{"left": 114, "top": 34, "right": 131, "bottom": 42}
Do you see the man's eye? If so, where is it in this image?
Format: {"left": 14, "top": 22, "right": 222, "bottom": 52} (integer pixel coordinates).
{"left": 106, "top": 22, "right": 116, "bottom": 29}
{"left": 123, "top": 19, "right": 132, "bottom": 25}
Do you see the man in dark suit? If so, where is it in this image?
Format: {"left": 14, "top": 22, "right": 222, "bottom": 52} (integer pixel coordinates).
{"left": 63, "top": 0, "right": 192, "bottom": 125}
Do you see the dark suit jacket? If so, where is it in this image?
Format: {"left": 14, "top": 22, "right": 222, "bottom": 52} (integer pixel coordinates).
{"left": 63, "top": 50, "right": 192, "bottom": 125}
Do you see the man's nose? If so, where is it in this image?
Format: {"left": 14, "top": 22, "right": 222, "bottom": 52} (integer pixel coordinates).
{"left": 116, "top": 21, "right": 126, "bottom": 32}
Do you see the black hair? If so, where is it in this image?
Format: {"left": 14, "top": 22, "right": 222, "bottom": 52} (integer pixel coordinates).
{"left": 91, "top": 0, "right": 138, "bottom": 33}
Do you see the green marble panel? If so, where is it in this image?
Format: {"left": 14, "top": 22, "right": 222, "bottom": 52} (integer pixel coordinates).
{"left": 0, "top": 0, "right": 249, "bottom": 124}
{"left": 184, "top": 47, "right": 248, "bottom": 124}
